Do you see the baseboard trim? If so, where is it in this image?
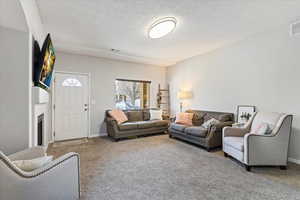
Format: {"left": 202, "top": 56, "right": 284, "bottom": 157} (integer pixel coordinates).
{"left": 288, "top": 157, "right": 300, "bottom": 165}
{"left": 89, "top": 133, "right": 107, "bottom": 138}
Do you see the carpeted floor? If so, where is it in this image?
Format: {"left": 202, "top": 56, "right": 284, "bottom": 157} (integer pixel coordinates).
{"left": 48, "top": 135, "right": 300, "bottom": 200}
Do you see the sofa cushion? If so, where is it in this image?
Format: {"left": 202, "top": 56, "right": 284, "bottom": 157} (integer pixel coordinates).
{"left": 137, "top": 120, "right": 168, "bottom": 129}
{"left": 152, "top": 120, "right": 169, "bottom": 127}
{"left": 126, "top": 111, "right": 144, "bottom": 122}
{"left": 223, "top": 137, "right": 244, "bottom": 152}
{"left": 185, "top": 126, "right": 208, "bottom": 137}
{"left": 118, "top": 122, "right": 138, "bottom": 131}
{"left": 170, "top": 123, "right": 187, "bottom": 132}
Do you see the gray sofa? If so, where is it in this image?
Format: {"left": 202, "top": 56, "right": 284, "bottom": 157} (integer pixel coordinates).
{"left": 169, "top": 110, "right": 234, "bottom": 151}
{"left": 105, "top": 109, "right": 169, "bottom": 141}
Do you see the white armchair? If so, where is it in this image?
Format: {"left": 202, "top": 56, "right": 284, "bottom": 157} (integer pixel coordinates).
{"left": 223, "top": 112, "right": 293, "bottom": 171}
{"left": 0, "top": 146, "right": 80, "bottom": 200}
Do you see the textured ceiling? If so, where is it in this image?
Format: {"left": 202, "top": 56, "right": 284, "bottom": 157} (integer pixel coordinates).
{"left": 37, "top": 0, "right": 300, "bottom": 66}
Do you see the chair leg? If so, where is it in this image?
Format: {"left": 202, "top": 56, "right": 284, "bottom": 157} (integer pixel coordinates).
{"left": 169, "top": 134, "right": 173, "bottom": 138}
{"left": 224, "top": 152, "right": 228, "bottom": 157}
{"left": 245, "top": 165, "right": 251, "bottom": 172}
{"left": 280, "top": 166, "right": 287, "bottom": 170}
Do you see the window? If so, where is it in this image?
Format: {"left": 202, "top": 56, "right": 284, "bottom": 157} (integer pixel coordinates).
{"left": 115, "top": 79, "right": 150, "bottom": 110}
{"left": 62, "top": 78, "right": 82, "bottom": 87}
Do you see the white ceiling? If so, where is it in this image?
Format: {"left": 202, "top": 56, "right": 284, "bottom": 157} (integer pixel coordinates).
{"left": 36, "top": 0, "right": 300, "bottom": 66}
{"left": 0, "top": 0, "right": 28, "bottom": 32}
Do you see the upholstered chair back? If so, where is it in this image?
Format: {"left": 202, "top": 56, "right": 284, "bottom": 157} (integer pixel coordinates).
{"left": 250, "top": 112, "right": 283, "bottom": 133}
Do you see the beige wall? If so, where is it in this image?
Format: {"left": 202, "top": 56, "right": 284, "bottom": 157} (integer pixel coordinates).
{"left": 167, "top": 24, "right": 300, "bottom": 162}
{"left": 55, "top": 52, "right": 166, "bottom": 136}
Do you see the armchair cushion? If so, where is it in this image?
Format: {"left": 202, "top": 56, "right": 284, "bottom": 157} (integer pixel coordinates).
{"left": 223, "top": 137, "right": 244, "bottom": 152}
{"left": 223, "top": 127, "right": 249, "bottom": 137}
{"left": 250, "top": 112, "right": 281, "bottom": 132}
{"left": 12, "top": 156, "right": 53, "bottom": 172}
{"left": 251, "top": 122, "right": 273, "bottom": 135}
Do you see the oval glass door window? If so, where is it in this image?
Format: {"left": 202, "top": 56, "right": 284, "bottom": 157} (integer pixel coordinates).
{"left": 62, "top": 78, "right": 82, "bottom": 87}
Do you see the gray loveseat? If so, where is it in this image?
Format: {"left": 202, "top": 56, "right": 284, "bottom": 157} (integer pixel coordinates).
{"left": 169, "top": 110, "right": 234, "bottom": 151}
{"left": 105, "top": 109, "right": 169, "bottom": 141}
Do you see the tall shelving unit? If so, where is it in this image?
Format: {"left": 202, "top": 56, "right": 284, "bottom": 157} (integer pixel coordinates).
{"left": 157, "top": 84, "right": 170, "bottom": 118}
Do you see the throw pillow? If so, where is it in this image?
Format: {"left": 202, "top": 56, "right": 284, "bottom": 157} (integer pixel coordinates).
{"left": 252, "top": 122, "right": 273, "bottom": 135}
{"left": 202, "top": 118, "right": 220, "bottom": 129}
{"left": 109, "top": 109, "right": 128, "bottom": 124}
{"left": 175, "top": 112, "right": 194, "bottom": 126}
{"left": 186, "top": 110, "right": 206, "bottom": 126}
{"left": 150, "top": 109, "right": 163, "bottom": 120}
{"left": 12, "top": 156, "right": 53, "bottom": 172}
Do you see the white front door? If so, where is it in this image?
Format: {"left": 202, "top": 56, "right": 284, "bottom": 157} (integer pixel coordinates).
{"left": 54, "top": 72, "right": 89, "bottom": 141}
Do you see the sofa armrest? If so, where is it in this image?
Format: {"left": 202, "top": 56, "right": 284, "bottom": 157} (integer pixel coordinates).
{"left": 8, "top": 146, "right": 47, "bottom": 161}
{"left": 244, "top": 133, "right": 285, "bottom": 165}
{"left": 213, "top": 121, "right": 233, "bottom": 131}
{"left": 223, "top": 126, "right": 248, "bottom": 137}
{"left": 244, "top": 115, "right": 292, "bottom": 166}
{"left": 105, "top": 117, "right": 120, "bottom": 137}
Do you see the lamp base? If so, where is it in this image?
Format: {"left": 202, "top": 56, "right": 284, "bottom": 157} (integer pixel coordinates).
{"left": 180, "top": 102, "right": 183, "bottom": 112}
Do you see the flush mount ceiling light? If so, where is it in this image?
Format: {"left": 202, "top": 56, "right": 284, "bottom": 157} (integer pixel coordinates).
{"left": 148, "top": 17, "right": 177, "bottom": 39}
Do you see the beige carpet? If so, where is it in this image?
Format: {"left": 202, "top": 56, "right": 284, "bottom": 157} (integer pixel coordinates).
{"left": 48, "top": 135, "right": 300, "bottom": 200}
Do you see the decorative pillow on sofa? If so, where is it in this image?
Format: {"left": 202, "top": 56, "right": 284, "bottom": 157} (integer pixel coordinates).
{"left": 252, "top": 122, "right": 273, "bottom": 135}
{"left": 186, "top": 110, "right": 206, "bottom": 126}
{"left": 12, "top": 156, "right": 53, "bottom": 172}
{"left": 175, "top": 112, "right": 194, "bottom": 126}
{"left": 109, "top": 109, "right": 128, "bottom": 124}
{"left": 202, "top": 118, "right": 220, "bottom": 129}
{"left": 150, "top": 109, "right": 163, "bottom": 120}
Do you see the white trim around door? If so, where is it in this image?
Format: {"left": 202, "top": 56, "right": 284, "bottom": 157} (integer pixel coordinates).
{"left": 52, "top": 71, "right": 91, "bottom": 141}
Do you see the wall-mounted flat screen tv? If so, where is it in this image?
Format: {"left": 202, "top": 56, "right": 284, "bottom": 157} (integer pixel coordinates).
{"left": 35, "top": 33, "right": 56, "bottom": 88}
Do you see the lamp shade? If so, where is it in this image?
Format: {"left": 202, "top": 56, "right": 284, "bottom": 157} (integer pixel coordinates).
{"left": 177, "top": 91, "right": 192, "bottom": 100}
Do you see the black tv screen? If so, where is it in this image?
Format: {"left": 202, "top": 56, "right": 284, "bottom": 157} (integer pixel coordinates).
{"left": 38, "top": 33, "right": 55, "bottom": 88}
